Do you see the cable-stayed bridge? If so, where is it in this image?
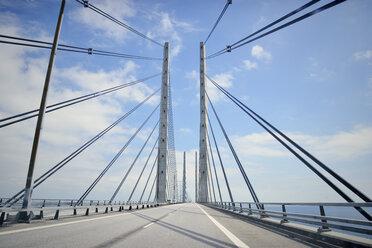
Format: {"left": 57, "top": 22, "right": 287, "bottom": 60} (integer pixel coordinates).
{"left": 0, "top": 0, "right": 371, "bottom": 247}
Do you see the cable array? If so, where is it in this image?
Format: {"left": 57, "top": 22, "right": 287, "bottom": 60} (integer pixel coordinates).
{"left": 3, "top": 90, "right": 160, "bottom": 207}
{"left": 0, "top": 34, "right": 162, "bottom": 60}
{"left": 207, "top": 75, "right": 371, "bottom": 220}
{"left": 207, "top": 111, "right": 234, "bottom": 204}
{"left": 110, "top": 120, "right": 159, "bottom": 204}
{"left": 127, "top": 137, "right": 159, "bottom": 203}
{"left": 207, "top": 0, "right": 346, "bottom": 59}
{"left": 139, "top": 155, "right": 158, "bottom": 203}
{"left": 207, "top": 129, "right": 223, "bottom": 205}
{"left": 75, "top": 0, "right": 162, "bottom": 47}
{"left": 147, "top": 174, "right": 157, "bottom": 202}
{"left": 204, "top": 0, "right": 232, "bottom": 44}
{"left": 206, "top": 91, "right": 262, "bottom": 209}
{"left": 75, "top": 106, "right": 159, "bottom": 206}
{"left": 0, "top": 73, "right": 161, "bottom": 128}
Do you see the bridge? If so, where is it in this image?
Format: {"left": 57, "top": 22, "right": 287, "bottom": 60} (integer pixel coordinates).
{"left": 0, "top": 0, "right": 372, "bottom": 247}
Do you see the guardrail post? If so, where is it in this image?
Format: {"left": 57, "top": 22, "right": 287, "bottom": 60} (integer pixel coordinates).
{"left": 54, "top": 210, "right": 59, "bottom": 220}
{"left": 70, "top": 200, "right": 73, "bottom": 206}
{"left": 248, "top": 203, "right": 252, "bottom": 215}
{"left": 105, "top": 207, "right": 108, "bottom": 213}
{"left": 239, "top": 203, "right": 243, "bottom": 213}
{"left": 42, "top": 200, "right": 46, "bottom": 207}
{"left": 73, "top": 208, "right": 77, "bottom": 215}
{"left": 57, "top": 200, "right": 61, "bottom": 207}
{"left": 318, "top": 205, "right": 330, "bottom": 232}
{"left": 1, "top": 212, "right": 6, "bottom": 226}
{"left": 85, "top": 208, "right": 89, "bottom": 216}
{"left": 280, "top": 204, "right": 289, "bottom": 224}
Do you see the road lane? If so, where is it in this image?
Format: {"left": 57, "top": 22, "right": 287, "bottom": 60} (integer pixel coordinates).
{"left": 0, "top": 203, "right": 311, "bottom": 247}
{"left": 198, "top": 204, "right": 311, "bottom": 248}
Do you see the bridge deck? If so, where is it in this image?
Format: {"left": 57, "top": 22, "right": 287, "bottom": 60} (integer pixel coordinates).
{"left": 0, "top": 203, "right": 311, "bottom": 248}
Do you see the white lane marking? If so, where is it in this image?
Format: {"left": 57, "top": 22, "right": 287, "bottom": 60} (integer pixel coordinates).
{"left": 196, "top": 204, "right": 250, "bottom": 248}
{"left": 143, "top": 222, "right": 154, "bottom": 228}
{"left": 0, "top": 212, "right": 130, "bottom": 236}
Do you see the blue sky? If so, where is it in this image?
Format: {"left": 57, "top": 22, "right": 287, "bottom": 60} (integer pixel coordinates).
{"left": 0, "top": 0, "right": 371, "bottom": 203}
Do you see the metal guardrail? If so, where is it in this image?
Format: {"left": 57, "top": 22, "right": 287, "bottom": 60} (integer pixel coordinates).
{"left": 208, "top": 202, "right": 372, "bottom": 237}
{"left": 0, "top": 198, "right": 163, "bottom": 226}
{"left": 0, "top": 198, "right": 149, "bottom": 208}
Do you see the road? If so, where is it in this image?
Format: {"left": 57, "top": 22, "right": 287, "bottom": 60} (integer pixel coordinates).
{"left": 0, "top": 203, "right": 310, "bottom": 247}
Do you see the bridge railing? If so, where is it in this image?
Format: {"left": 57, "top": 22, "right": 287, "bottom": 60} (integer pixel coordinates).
{"left": 0, "top": 198, "right": 155, "bottom": 208}
{"left": 0, "top": 198, "right": 164, "bottom": 225}
{"left": 208, "top": 201, "right": 372, "bottom": 238}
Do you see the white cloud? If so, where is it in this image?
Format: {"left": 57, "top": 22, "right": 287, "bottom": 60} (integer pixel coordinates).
{"left": 70, "top": 0, "right": 137, "bottom": 42}
{"left": 233, "top": 125, "right": 372, "bottom": 160}
{"left": 151, "top": 12, "right": 183, "bottom": 58}
{"left": 148, "top": 11, "right": 200, "bottom": 58}
{"left": 180, "top": 128, "right": 192, "bottom": 133}
{"left": 207, "top": 73, "right": 234, "bottom": 102}
{"left": 186, "top": 70, "right": 198, "bottom": 81}
{"left": 354, "top": 50, "right": 372, "bottom": 60}
{"left": 243, "top": 60, "right": 258, "bottom": 70}
{"left": 188, "top": 70, "right": 233, "bottom": 103}
{"left": 0, "top": 15, "right": 160, "bottom": 199}
{"left": 251, "top": 45, "right": 272, "bottom": 61}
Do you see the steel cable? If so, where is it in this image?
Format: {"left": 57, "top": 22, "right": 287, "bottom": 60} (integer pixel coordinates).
{"left": 207, "top": 75, "right": 372, "bottom": 220}
{"left": 127, "top": 137, "right": 159, "bottom": 203}
{"left": 207, "top": 0, "right": 346, "bottom": 59}
{"left": 206, "top": 92, "right": 262, "bottom": 209}
{"left": 204, "top": 0, "right": 232, "bottom": 44}
{"left": 109, "top": 120, "right": 159, "bottom": 204}
{"left": 3, "top": 89, "right": 160, "bottom": 207}
{"left": 75, "top": 106, "right": 160, "bottom": 206}
{"left": 75, "top": 0, "right": 162, "bottom": 47}
{"left": 206, "top": 111, "right": 234, "bottom": 204}
{"left": 0, "top": 35, "right": 162, "bottom": 60}
{"left": 207, "top": 131, "right": 223, "bottom": 205}
{"left": 0, "top": 73, "right": 161, "bottom": 128}
{"left": 139, "top": 155, "right": 158, "bottom": 202}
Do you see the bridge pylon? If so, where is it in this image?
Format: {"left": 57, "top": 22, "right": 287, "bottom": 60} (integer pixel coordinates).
{"left": 156, "top": 42, "right": 169, "bottom": 203}
{"left": 198, "top": 42, "right": 210, "bottom": 202}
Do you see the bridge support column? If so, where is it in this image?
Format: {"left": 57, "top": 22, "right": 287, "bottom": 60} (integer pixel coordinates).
{"left": 156, "top": 42, "right": 169, "bottom": 203}
{"left": 18, "top": 0, "right": 66, "bottom": 222}
{"left": 198, "top": 42, "right": 210, "bottom": 202}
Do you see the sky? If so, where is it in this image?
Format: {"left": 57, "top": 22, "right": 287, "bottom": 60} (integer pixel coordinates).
{"left": 0, "top": 0, "right": 371, "bottom": 204}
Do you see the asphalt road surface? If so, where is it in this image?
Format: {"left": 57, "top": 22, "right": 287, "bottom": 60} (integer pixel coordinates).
{"left": 0, "top": 203, "right": 311, "bottom": 247}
